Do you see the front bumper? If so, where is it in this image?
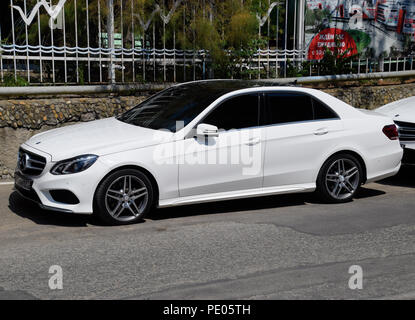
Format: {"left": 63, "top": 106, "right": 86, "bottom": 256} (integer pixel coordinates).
{"left": 15, "top": 144, "right": 110, "bottom": 214}
{"left": 14, "top": 182, "right": 74, "bottom": 213}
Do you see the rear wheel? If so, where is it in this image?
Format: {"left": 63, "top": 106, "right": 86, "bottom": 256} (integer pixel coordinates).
{"left": 94, "top": 169, "right": 154, "bottom": 225}
{"left": 316, "top": 154, "right": 363, "bottom": 203}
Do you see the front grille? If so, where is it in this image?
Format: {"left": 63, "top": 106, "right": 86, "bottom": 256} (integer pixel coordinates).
{"left": 17, "top": 148, "right": 47, "bottom": 176}
{"left": 394, "top": 121, "right": 415, "bottom": 142}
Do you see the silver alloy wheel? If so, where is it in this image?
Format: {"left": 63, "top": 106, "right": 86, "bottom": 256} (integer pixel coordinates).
{"left": 104, "top": 175, "right": 149, "bottom": 222}
{"left": 325, "top": 158, "right": 360, "bottom": 200}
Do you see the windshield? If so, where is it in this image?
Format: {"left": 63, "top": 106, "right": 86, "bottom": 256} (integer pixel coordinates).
{"left": 116, "top": 80, "right": 275, "bottom": 132}
{"left": 117, "top": 83, "right": 230, "bottom": 132}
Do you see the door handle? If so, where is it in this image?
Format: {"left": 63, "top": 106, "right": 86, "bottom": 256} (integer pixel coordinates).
{"left": 314, "top": 128, "right": 329, "bottom": 136}
{"left": 244, "top": 137, "right": 261, "bottom": 146}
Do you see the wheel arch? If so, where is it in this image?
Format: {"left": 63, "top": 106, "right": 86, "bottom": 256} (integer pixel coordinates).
{"left": 94, "top": 164, "right": 160, "bottom": 208}
{"left": 319, "top": 150, "right": 367, "bottom": 183}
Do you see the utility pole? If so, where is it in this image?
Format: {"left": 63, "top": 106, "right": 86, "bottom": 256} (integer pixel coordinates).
{"left": 107, "top": 0, "right": 115, "bottom": 84}
{"left": 296, "top": 0, "right": 305, "bottom": 53}
{"left": 284, "top": 0, "right": 288, "bottom": 78}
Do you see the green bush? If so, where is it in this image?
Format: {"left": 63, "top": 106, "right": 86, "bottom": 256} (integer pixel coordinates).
{"left": 287, "top": 60, "right": 313, "bottom": 77}
{"left": 1, "top": 73, "right": 29, "bottom": 87}
{"left": 317, "top": 48, "right": 354, "bottom": 75}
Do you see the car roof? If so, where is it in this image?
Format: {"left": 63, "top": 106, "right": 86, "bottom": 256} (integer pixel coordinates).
{"left": 171, "top": 79, "right": 344, "bottom": 109}
{"left": 173, "top": 79, "right": 298, "bottom": 95}
{"left": 178, "top": 80, "right": 362, "bottom": 119}
{"left": 173, "top": 79, "right": 334, "bottom": 97}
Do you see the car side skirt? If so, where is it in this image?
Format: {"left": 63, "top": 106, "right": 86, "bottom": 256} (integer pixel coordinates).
{"left": 158, "top": 183, "right": 316, "bottom": 208}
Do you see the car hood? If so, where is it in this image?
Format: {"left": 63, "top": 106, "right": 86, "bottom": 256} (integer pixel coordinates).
{"left": 24, "top": 117, "right": 173, "bottom": 161}
{"left": 376, "top": 97, "right": 415, "bottom": 123}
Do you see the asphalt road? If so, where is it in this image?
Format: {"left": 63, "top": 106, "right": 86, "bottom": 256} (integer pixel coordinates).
{"left": 0, "top": 167, "right": 415, "bottom": 300}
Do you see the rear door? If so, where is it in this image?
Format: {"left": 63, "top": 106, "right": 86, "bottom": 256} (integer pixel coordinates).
{"left": 263, "top": 91, "right": 343, "bottom": 187}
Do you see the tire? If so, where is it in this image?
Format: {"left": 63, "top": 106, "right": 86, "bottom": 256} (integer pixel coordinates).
{"left": 94, "top": 168, "right": 154, "bottom": 225}
{"left": 316, "top": 153, "right": 363, "bottom": 203}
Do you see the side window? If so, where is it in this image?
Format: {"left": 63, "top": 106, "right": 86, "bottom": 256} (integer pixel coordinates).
{"left": 266, "top": 92, "right": 313, "bottom": 125}
{"left": 202, "top": 94, "right": 259, "bottom": 130}
{"left": 312, "top": 98, "right": 339, "bottom": 120}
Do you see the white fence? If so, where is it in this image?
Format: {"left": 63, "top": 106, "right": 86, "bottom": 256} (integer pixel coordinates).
{"left": 1, "top": 0, "right": 414, "bottom": 85}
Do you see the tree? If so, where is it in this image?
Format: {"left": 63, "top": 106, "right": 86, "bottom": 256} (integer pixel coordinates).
{"left": 10, "top": 0, "right": 280, "bottom": 79}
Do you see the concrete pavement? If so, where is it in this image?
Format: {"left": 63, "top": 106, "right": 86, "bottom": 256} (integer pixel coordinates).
{"left": 0, "top": 167, "right": 414, "bottom": 299}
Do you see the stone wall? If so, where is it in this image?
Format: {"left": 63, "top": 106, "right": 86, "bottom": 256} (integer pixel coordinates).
{"left": 324, "top": 83, "right": 415, "bottom": 110}
{"left": 0, "top": 95, "right": 146, "bottom": 130}
{"left": 1, "top": 82, "right": 414, "bottom": 180}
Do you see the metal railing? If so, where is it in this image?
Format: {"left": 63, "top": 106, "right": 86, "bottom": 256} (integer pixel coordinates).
{"left": 4, "top": 70, "right": 415, "bottom": 98}
{"left": 1, "top": 0, "right": 415, "bottom": 85}
{"left": 0, "top": 44, "right": 209, "bottom": 83}
{"left": 2, "top": 42, "right": 415, "bottom": 84}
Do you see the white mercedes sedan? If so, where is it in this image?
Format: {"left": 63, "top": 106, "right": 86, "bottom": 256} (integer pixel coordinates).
{"left": 376, "top": 96, "right": 415, "bottom": 164}
{"left": 15, "top": 81, "right": 403, "bottom": 225}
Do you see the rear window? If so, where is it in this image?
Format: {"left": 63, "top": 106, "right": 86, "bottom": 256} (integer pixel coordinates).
{"left": 265, "top": 92, "right": 338, "bottom": 125}
{"left": 266, "top": 92, "right": 313, "bottom": 125}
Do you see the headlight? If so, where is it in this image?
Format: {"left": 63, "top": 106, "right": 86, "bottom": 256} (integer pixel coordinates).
{"left": 50, "top": 155, "right": 98, "bottom": 175}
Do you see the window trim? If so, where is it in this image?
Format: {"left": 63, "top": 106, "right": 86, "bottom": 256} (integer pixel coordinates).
{"left": 263, "top": 90, "right": 340, "bottom": 127}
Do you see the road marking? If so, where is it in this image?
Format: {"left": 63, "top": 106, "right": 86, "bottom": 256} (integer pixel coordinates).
{"left": 0, "top": 182, "right": 14, "bottom": 186}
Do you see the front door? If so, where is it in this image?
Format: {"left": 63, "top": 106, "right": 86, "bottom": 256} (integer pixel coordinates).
{"left": 178, "top": 93, "right": 265, "bottom": 197}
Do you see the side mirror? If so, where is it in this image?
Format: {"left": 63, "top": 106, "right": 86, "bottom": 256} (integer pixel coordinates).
{"left": 196, "top": 123, "right": 219, "bottom": 137}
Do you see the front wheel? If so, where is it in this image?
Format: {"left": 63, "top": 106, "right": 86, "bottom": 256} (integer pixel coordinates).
{"left": 316, "top": 154, "right": 363, "bottom": 203}
{"left": 94, "top": 169, "right": 154, "bottom": 225}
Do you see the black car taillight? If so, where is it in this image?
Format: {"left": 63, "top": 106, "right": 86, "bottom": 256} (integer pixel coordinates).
{"left": 382, "top": 124, "right": 399, "bottom": 140}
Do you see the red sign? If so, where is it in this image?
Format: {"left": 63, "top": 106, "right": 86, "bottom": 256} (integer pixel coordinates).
{"left": 308, "top": 28, "right": 358, "bottom": 60}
